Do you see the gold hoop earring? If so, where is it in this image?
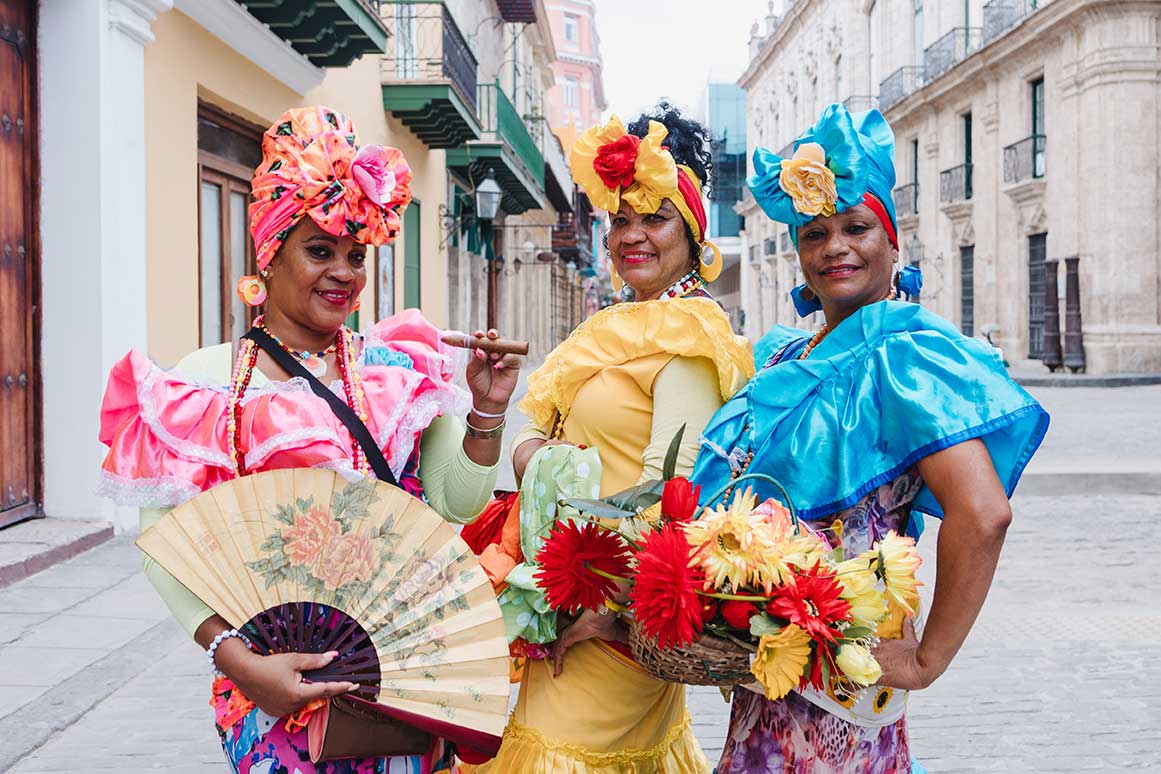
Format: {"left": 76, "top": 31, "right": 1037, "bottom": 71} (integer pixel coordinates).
{"left": 698, "top": 241, "right": 723, "bottom": 283}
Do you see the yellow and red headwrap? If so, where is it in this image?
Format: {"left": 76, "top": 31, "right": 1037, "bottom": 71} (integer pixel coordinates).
{"left": 569, "top": 116, "right": 721, "bottom": 281}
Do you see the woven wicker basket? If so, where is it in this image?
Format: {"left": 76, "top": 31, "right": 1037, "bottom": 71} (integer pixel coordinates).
{"left": 628, "top": 620, "right": 754, "bottom": 686}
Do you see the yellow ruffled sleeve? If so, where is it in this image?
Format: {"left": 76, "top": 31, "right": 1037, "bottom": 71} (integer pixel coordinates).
{"left": 519, "top": 297, "right": 753, "bottom": 431}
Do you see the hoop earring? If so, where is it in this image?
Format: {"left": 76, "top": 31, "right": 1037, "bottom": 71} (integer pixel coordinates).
{"left": 237, "top": 275, "right": 268, "bottom": 307}
{"left": 610, "top": 264, "right": 623, "bottom": 293}
{"left": 698, "top": 241, "right": 723, "bottom": 282}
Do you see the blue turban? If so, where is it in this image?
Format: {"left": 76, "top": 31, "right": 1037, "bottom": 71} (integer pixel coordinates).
{"left": 748, "top": 103, "right": 897, "bottom": 248}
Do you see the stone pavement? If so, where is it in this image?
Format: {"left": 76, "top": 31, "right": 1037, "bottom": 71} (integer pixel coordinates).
{"left": 2, "top": 382, "right": 1159, "bottom": 772}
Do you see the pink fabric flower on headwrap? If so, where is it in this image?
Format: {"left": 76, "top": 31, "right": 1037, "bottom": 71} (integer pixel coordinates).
{"left": 246, "top": 106, "right": 412, "bottom": 273}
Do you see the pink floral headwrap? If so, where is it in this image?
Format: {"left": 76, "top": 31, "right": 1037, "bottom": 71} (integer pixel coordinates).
{"left": 242, "top": 106, "right": 412, "bottom": 290}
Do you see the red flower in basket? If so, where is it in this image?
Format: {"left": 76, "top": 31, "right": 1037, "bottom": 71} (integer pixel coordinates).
{"left": 766, "top": 562, "right": 851, "bottom": 645}
{"left": 630, "top": 523, "right": 705, "bottom": 649}
{"left": 535, "top": 520, "right": 632, "bottom": 613}
{"left": 660, "top": 477, "right": 701, "bottom": 523}
{"left": 592, "top": 134, "right": 641, "bottom": 190}
{"left": 719, "top": 599, "right": 760, "bottom": 630}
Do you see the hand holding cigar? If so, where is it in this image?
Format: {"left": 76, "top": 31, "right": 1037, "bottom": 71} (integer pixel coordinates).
{"left": 442, "top": 330, "right": 530, "bottom": 356}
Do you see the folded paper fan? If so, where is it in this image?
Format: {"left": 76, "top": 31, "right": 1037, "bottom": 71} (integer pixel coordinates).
{"left": 136, "top": 468, "right": 510, "bottom": 751}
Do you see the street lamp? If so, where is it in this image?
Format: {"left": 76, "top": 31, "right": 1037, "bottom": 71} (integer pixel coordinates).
{"left": 476, "top": 169, "right": 503, "bottom": 330}
{"left": 907, "top": 233, "right": 924, "bottom": 267}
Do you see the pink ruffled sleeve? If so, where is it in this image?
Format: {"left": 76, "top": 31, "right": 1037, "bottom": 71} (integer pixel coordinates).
{"left": 98, "top": 350, "right": 234, "bottom": 507}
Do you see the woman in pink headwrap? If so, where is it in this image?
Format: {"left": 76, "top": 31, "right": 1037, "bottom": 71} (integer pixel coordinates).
{"left": 98, "top": 106, "right": 522, "bottom": 774}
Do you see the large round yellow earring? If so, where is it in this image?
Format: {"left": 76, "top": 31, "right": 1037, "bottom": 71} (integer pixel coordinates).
{"left": 698, "top": 240, "right": 723, "bottom": 282}
{"left": 610, "top": 264, "right": 623, "bottom": 292}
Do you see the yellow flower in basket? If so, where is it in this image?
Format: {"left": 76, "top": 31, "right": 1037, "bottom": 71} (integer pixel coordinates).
{"left": 750, "top": 624, "right": 812, "bottom": 700}
{"left": 835, "top": 642, "right": 882, "bottom": 687}
{"left": 835, "top": 556, "right": 888, "bottom": 629}
{"left": 867, "top": 532, "right": 922, "bottom": 614}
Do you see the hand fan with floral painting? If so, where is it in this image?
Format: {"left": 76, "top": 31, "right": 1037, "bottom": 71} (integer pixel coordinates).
{"left": 135, "top": 468, "right": 510, "bottom": 750}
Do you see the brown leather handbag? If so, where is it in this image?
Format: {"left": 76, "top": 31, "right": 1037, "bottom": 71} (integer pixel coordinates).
{"left": 307, "top": 696, "right": 432, "bottom": 762}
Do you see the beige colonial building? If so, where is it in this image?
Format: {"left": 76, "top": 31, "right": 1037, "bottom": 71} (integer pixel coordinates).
{"left": 738, "top": 0, "right": 1161, "bottom": 373}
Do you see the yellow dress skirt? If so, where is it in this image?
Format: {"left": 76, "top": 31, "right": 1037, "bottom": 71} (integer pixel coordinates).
{"left": 464, "top": 298, "right": 754, "bottom": 774}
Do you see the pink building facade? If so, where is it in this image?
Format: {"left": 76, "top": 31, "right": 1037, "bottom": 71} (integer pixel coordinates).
{"left": 545, "top": 0, "right": 607, "bottom": 152}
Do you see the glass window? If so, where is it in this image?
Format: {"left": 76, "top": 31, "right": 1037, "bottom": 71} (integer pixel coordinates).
{"left": 395, "top": 5, "right": 417, "bottom": 78}
{"left": 199, "top": 182, "right": 223, "bottom": 347}
{"left": 377, "top": 244, "right": 396, "bottom": 320}
{"left": 563, "top": 14, "right": 579, "bottom": 45}
{"left": 564, "top": 76, "right": 579, "bottom": 107}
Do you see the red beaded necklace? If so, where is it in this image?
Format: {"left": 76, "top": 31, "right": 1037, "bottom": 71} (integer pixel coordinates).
{"left": 226, "top": 319, "right": 370, "bottom": 478}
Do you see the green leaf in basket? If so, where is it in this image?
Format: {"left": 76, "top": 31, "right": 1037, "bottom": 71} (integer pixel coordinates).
{"left": 605, "top": 480, "right": 664, "bottom": 512}
{"left": 564, "top": 498, "right": 636, "bottom": 520}
{"left": 749, "top": 613, "right": 784, "bottom": 638}
{"left": 841, "top": 626, "right": 874, "bottom": 642}
{"left": 819, "top": 644, "right": 833, "bottom": 685}
{"left": 662, "top": 424, "right": 686, "bottom": 482}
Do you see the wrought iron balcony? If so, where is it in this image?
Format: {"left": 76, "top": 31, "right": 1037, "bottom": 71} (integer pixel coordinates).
{"left": 924, "top": 27, "right": 982, "bottom": 81}
{"left": 1003, "top": 134, "right": 1046, "bottom": 183}
{"left": 940, "top": 163, "right": 973, "bottom": 203}
{"left": 983, "top": 0, "right": 1037, "bottom": 43}
{"left": 446, "top": 80, "right": 546, "bottom": 214}
{"left": 379, "top": 2, "right": 480, "bottom": 148}
{"left": 894, "top": 182, "right": 920, "bottom": 218}
{"left": 879, "top": 67, "right": 925, "bottom": 112}
{"left": 843, "top": 95, "right": 880, "bottom": 112}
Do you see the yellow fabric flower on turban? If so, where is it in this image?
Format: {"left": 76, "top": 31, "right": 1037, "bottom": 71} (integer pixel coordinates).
{"left": 779, "top": 142, "right": 838, "bottom": 217}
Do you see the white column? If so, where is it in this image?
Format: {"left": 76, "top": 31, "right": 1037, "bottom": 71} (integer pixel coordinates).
{"left": 39, "top": 0, "right": 172, "bottom": 530}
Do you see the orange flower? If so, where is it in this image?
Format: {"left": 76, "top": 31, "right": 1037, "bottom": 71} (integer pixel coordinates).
{"left": 779, "top": 143, "right": 837, "bottom": 217}
{"left": 282, "top": 507, "right": 341, "bottom": 570}
{"left": 316, "top": 532, "right": 377, "bottom": 590}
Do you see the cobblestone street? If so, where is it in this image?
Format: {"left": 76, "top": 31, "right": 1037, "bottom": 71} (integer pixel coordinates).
{"left": 2, "top": 385, "right": 1159, "bottom": 772}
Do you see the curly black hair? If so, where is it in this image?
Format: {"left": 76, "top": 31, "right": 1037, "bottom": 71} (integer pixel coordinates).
{"left": 626, "top": 101, "right": 714, "bottom": 199}
{"left": 625, "top": 101, "right": 713, "bottom": 276}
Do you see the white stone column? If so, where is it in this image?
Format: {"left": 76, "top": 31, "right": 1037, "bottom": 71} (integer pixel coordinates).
{"left": 39, "top": 0, "right": 172, "bottom": 530}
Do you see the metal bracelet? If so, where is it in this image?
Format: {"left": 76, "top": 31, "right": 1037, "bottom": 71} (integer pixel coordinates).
{"left": 465, "top": 416, "right": 505, "bottom": 439}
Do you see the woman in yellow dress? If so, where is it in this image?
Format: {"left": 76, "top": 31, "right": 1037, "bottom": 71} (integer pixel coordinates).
{"left": 463, "top": 104, "right": 754, "bottom": 774}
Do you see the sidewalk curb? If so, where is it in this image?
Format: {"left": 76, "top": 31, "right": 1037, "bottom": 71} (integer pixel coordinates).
{"left": 1012, "top": 372, "right": 1161, "bottom": 388}
{"left": 0, "top": 521, "right": 115, "bottom": 589}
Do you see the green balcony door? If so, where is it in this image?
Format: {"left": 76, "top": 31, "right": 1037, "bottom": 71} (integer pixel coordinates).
{"left": 404, "top": 199, "right": 421, "bottom": 309}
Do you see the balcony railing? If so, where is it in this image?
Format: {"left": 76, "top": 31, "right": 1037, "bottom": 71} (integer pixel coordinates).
{"left": 894, "top": 183, "right": 920, "bottom": 218}
{"left": 879, "top": 67, "right": 925, "bottom": 112}
{"left": 843, "top": 95, "right": 880, "bottom": 112}
{"left": 478, "top": 80, "right": 545, "bottom": 189}
{"left": 380, "top": 2, "right": 478, "bottom": 112}
{"left": 983, "top": 0, "right": 1038, "bottom": 44}
{"left": 1003, "top": 134, "right": 1047, "bottom": 183}
{"left": 940, "top": 163, "right": 973, "bottom": 203}
{"left": 924, "top": 27, "right": 982, "bottom": 81}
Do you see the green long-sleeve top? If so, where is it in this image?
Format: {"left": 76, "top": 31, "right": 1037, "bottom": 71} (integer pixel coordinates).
{"left": 140, "top": 344, "right": 498, "bottom": 637}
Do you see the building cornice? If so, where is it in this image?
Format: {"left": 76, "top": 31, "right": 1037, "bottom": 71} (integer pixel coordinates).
{"left": 738, "top": 0, "right": 820, "bottom": 89}
{"left": 885, "top": 0, "right": 1160, "bottom": 119}
{"left": 173, "top": 0, "right": 324, "bottom": 95}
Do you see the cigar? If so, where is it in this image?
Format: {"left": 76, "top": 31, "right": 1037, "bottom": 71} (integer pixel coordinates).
{"left": 441, "top": 331, "right": 530, "bottom": 356}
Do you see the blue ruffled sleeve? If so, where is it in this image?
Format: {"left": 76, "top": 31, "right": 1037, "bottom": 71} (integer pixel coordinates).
{"left": 693, "top": 302, "right": 1049, "bottom": 529}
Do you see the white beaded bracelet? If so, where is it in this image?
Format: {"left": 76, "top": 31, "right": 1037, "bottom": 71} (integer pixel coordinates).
{"left": 207, "top": 629, "right": 253, "bottom": 678}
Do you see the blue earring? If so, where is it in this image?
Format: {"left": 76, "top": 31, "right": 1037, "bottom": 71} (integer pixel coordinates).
{"left": 897, "top": 265, "right": 924, "bottom": 299}
{"left": 790, "top": 283, "right": 823, "bottom": 317}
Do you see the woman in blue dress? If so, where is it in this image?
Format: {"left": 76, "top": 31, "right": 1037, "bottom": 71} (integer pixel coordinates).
{"left": 692, "top": 104, "right": 1049, "bottom": 773}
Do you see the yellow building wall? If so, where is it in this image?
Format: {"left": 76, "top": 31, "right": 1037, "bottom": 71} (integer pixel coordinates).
{"left": 144, "top": 10, "right": 448, "bottom": 366}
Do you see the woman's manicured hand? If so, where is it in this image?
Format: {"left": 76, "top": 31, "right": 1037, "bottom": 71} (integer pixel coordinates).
{"left": 872, "top": 616, "right": 944, "bottom": 690}
{"left": 215, "top": 639, "right": 358, "bottom": 718}
{"left": 465, "top": 328, "right": 521, "bottom": 415}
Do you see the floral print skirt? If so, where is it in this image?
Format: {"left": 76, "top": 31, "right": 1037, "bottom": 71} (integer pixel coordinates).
{"left": 715, "top": 688, "right": 912, "bottom": 774}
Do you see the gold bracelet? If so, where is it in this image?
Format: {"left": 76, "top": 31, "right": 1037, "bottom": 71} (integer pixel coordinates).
{"left": 465, "top": 416, "right": 505, "bottom": 439}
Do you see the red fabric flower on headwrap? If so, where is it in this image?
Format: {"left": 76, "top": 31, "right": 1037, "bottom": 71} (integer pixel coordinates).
{"left": 592, "top": 134, "right": 641, "bottom": 190}
{"left": 247, "top": 106, "right": 412, "bottom": 273}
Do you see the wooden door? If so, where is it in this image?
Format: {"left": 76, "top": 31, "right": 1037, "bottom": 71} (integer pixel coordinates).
{"left": 0, "top": 0, "right": 39, "bottom": 528}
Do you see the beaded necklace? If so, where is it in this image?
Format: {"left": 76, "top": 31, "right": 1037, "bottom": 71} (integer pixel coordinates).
{"left": 226, "top": 321, "right": 369, "bottom": 478}
{"left": 798, "top": 277, "right": 899, "bottom": 360}
{"left": 257, "top": 320, "right": 340, "bottom": 378}
{"left": 661, "top": 269, "right": 704, "bottom": 299}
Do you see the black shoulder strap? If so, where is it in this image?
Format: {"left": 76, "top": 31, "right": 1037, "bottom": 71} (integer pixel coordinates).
{"left": 243, "top": 328, "right": 399, "bottom": 487}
